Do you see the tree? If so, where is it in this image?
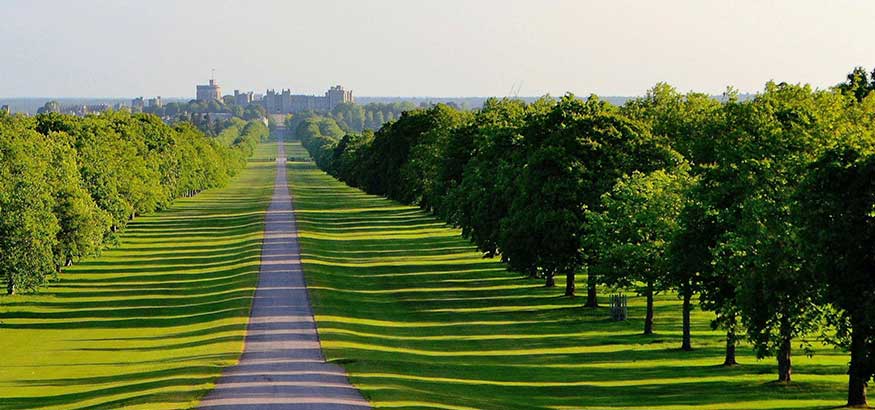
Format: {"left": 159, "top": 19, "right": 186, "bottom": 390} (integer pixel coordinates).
{"left": 331, "top": 131, "right": 375, "bottom": 186}
{"left": 704, "top": 82, "right": 846, "bottom": 382}
{"left": 401, "top": 104, "right": 472, "bottom": 212}
{"left": 797, "top": 144, "right": 875, "bottom": 407}
{"left": 586, "top": 167, "right": 694, "bottom": 338}
{"left": 622, "top": 83, "right": 722, "bottom": 168}
{"left": 0, "top": 110, "right": 266, "bottom": 295}
{"left": 622, "top": 84, "right": 726, "bottom": 349}
{"left": 513, "top": 94, "right": 677, "bottom": 296}
{"left": 37, "top": 100, "right": 61, "bottom": 114}
{"left": 450, "top": 98, "right": 546, "bottom": 276}
{"left": 46, "top": 131, "right": 111, "bottom": 268}
{"left": 0, "top": 119, "right": 60, "bottom": 294}
{"left": 357, "top": 108, "right": 431, "bottom": 200}
{"left": 838, "top": 66, "right": 874, "bottom": 103}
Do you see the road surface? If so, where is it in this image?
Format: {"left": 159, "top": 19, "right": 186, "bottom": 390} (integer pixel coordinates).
{"left": 198, "top": 136, "right": 369, "bottom": 410}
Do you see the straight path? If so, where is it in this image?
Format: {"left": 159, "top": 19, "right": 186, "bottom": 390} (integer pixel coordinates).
{"left": 198, "top": 136, "right": 369, "bottom": 410}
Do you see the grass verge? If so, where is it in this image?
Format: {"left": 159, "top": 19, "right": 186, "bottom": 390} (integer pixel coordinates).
{"left": 0, "top": 142, "right": 276, "bottom": 410}
{"left": 287, "top": 142, "right": 849, "bottom": 410}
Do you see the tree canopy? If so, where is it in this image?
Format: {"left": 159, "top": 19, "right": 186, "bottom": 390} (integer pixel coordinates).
{"left": 286, "top": 66, "right": 875, "bottom": 407}
{"left": 0, "top": 111, "right": 268, "bottom": 295}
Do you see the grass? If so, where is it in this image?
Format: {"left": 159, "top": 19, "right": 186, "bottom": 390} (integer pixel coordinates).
{"left": 0, "top": 139, "right": 853, "bottom": 410}
{"left": 286, "top": 142, "right": 851, "bottom": 410}
{"left": 0, "top": 142, "right": 277, "bottom": 410}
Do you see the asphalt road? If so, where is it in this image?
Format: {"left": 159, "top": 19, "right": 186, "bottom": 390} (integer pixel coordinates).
{"left": 198, "top": 136, "right": 370, "bottom": 410}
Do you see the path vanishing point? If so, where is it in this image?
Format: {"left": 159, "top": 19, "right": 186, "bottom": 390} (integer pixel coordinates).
{"left": 198, "top": 135, "right": 370, "bottom": 410}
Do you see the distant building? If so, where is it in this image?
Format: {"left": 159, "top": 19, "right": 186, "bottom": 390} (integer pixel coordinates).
{"left": 261, "top": 85, "right": 353, "bottom": 114}
{"left": 233, "top": 90, "right": 253, "bottom": 105}
{"left": 89, "top": 104, "right": 111, "bottom": 113}
{"left": 147, "top": 96, "right": 162, "bottom": 108}
{"left": 63, "top": 104, "right": 110, "bottom": 116}
{"left": 326, "top": 85, "right": 354, "bottom": 109}
{"left": 131, "top": 97, "right": 145, "bottom": 112}
{"left": 205, "top": 112, "right": 233, "bottom": 121}
{"left": 196, "top": 78, "right": 222, "bottom": 102}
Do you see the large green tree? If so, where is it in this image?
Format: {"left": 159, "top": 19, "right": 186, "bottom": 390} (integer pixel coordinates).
{"left": 0, "top": 111, "right": 267, "bottom": 295}
{"left": 705, "top": 83, "right": 848, "bottom": 382}
{"left": 838, "top": 66, "right": 875, "bottom": 103}
{"left": 0, "top": 119, "right": 60, "bottom": 294}
{"left": 450, "top": 98, "right": 543, "bottom": 264}
{"left": 46, "top": 131, "right": 111, "bottom": 268}
{"left": 797, "top": 145, "right": 875, "bottom": 407}
{"left": 512, "top": 94, "right": 677, "bottom": 296}
{"left": 586, "top": 168, "right": 694, "bottom": 339}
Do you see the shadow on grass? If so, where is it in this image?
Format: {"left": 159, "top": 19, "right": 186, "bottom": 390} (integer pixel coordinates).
{"left": 0, "top": 143, "right": 278, "bottom": 409}
{"left": 286, "top": 158, "right": 850, "bottom": 410}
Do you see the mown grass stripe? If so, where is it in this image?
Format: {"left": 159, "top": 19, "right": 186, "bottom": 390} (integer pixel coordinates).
{"left": 0, "top": 143, "right": 277, "bottom": 410}
{"left": 288, "top": 141, "right": 848, "bottom": 410}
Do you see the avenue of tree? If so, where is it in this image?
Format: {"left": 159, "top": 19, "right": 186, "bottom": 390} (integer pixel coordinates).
{"left": 294, "top": 67, "right": 875, "bottom": 408}
{"left": 0, "top": 111, "right": 268, "bottom": 297}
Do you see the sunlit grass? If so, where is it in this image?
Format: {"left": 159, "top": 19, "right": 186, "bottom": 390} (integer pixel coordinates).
{"left": 0, "top": 142, "right": 277, "bottom": 410}
{"left": 287, "top": 142, "right": 850, "bottom": 410}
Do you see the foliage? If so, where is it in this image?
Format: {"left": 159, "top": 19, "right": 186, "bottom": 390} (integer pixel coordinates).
{"left": 288, "top": 155, "right": 851, "bottom": 410}
{"left": 586, "top": 167, "right": 694, "bottom": 336}
{"left": 0, "top": 142, "right": 276, "bottom": 408}
{"left": 329, "top": 101, "right": 418, "bottom": 133}
{"left": 287, "top": 68, "right": 875, "bottom": 405}
{"left": 0, "top": 111, "right": 267, "bottom": 294}
{"left": 797, "top": 143, "right": 875, "bottom": 405}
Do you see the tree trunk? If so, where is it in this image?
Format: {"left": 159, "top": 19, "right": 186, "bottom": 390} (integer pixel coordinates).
{"left": 584, "top": 274, "right": 598, "bottom": 307}
{"left": 847, "top": 321, "right": 869, "bottom": 407}
{"left": 545, "top": 272, "right": 555, "bottom": 288}
{"left": 723, "top": 326, "right": 738, "bottom": 366}
{"left": 777, "top": 331, "right": 792, "bottom": 383}
{"left": 681, "top": 288, "right": 692, "bottom": 351}
{"left": 564, "top": 272, "right": 575, "bottom": 296}
{"left": 6, "top": 277, "right": 14, "bottom": 295}
{"left": 644, "top": 281, "right": 654, "bottom": 335}
{"left": 65, "top": 257, "right": 73, "bottom": 267}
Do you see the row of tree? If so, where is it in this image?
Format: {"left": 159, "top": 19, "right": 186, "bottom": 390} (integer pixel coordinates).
{"left": 294, "top": 68, "right": 875, "bottom": 407}
{"left": 0, "top": 110, "right": 268, "bottom": 296}
{"left": 322, "top": 102, "right": 420, "bottom": 133}
{"left": 144, "top": 100, "right": 267, "bottom": 122}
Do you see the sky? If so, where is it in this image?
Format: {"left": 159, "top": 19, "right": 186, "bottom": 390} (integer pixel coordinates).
{"left": 2, "top": 0, "right": 875, "bottom": 98}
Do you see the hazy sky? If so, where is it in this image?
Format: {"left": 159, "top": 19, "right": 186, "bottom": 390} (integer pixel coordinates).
{"left": 2, "top": 0, "right": 874, "bottom": 98}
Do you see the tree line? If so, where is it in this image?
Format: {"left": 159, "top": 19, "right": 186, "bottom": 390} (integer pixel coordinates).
{"left": 0, "top": 110, "right": 268, "bottom": 296}
{"left": 288, "top": 101, "right": 420, "bottom": 135}
{"left": 144, "top": 99, "right": 267, "bottom": 122}
{"left": 293, "top": 68, "right": 875, "bottom": 407}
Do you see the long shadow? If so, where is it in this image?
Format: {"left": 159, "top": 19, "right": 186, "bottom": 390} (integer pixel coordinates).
{"left": 286, "top": 156, "right": 850, "bottom": 410}
{"left": 1, "top": 142, "right": 278, "bottom": 409}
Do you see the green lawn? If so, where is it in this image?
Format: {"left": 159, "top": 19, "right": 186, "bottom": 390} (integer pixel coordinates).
{"left": 287, "top": 142, "right": 850, "bottom": 410}
{"left": 0, "top": 142, "right": 277, "bottom": 410}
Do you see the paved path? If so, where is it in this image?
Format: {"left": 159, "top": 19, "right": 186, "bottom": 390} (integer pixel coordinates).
{"left": 198, "top": 138, "right": 370, "bottom": 410}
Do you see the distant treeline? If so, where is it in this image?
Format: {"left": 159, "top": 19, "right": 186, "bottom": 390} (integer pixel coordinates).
{"left": 354, "top": 95, "right": 638, "bottom": 109}
{"left": 287, "top": 102, "right": 419, "bottom": 135}
{"left": 144, "top": 100, "right": 267, "bottom": 122}
{"left": 295, "top": 67, "right": 875, "bottom": 407}
{"left": 0, "top": 111, "right": 268, "bottom": 295}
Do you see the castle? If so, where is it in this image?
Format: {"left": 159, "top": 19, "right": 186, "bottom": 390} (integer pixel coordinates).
{"left": 196, "top": 78, "right": 222, "bottom": 102}
{"left": 262, "top": 85, "right": 354, "bottom": 113}
{"left": 195, "top": 76, "right": 353, "bottom": 113}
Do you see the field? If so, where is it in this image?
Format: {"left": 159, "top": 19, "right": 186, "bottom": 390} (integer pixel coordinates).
{"left": 0, "top": 142, "right": 277, "bottom": 410}
{"left": 0, "top": 140, "right": 854, "bottom": 410}
{"left": 287, "top": 142, "right": 851, "bottom": 410}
